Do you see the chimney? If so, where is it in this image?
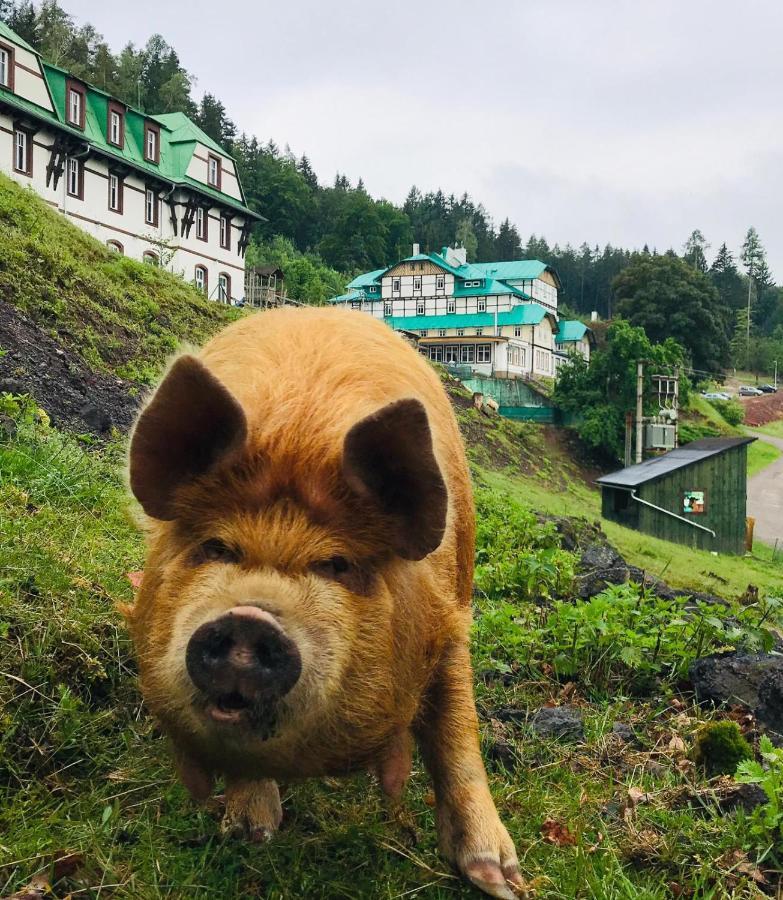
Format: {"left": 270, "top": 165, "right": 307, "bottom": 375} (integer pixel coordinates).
{"left": 590, "top": 310, "right": 598, "bottom": 322}
{"left": 412, "top": 243, "right": 420, "bottom": 256}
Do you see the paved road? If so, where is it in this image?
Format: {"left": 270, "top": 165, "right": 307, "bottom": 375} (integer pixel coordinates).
{"left": 748, "top": 434, "right": 783, "bottom": 547}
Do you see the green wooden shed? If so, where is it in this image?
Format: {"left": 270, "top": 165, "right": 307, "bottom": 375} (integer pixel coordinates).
{"left": 597, "top": 437, "right": 755, "bottom": 555}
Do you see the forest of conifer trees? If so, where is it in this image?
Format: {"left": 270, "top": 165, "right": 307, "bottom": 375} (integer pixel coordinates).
{"left": 2, "top": 0, "right": 781, "bottom": 374}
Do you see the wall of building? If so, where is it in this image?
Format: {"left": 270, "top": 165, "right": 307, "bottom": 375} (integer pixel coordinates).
{"left": 1, "top": 113, "right": 246, "bottom": 299}
{"left": 5, "top": 41, "right": 53, "bottom": 109}
{"left": 186, "top": 141, "right": 243, "bottom": 202}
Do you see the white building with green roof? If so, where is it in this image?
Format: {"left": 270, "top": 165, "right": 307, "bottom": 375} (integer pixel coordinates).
{"left": 329, "top": 244, "right": 590, "bottom": 379}
{"left": 0, "top": 21, "right": 260, "bottom": 301}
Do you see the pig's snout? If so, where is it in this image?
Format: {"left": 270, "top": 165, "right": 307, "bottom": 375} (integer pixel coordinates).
{"left": 185, "top": 606, "right": 301, "bottom": 723}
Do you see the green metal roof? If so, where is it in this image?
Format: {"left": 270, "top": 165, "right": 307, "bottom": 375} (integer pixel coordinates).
{"left": 387, "top": 304, "right": 552, "bottom": 332}
{"left": 153, "top": 112, "right": 235, "bottom": 160}
{"left": 0, "top": 20, "right": 37, "bottom": 54}
{"left": 472, "top": 260, "right": 549, "bottom": 281}
{"left": 556, "top": 321, "right": 590, "bottom": 343}
{"left": 453, "top": 278, "right": 530, "bottom": 299}
{"left": 346, "top": 268, "right": 385, "bottom": 290}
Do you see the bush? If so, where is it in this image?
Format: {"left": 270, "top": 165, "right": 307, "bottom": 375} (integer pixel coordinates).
{"left": 710, "top": 399, "right": 744, "bottom": 426}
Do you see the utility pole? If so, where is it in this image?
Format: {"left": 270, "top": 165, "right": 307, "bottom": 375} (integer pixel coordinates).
{"left": 673, "top": 366, "right": 680, "bottom": 447}
{"left": 746, "top": 271, "right": 753, "bottom": 359}
{"left": 775, "top": 359, "right": 778, "bottom": 390}
{"left": 636, "top": 360, "right": 644, "bottom": 464}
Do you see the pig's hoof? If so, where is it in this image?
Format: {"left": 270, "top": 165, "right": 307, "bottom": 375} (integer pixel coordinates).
{"left": 444, "top": 819, "right": 525, "bottom": 899}
{"left": 220, "top": 778, "right": 282, "bottom": 843}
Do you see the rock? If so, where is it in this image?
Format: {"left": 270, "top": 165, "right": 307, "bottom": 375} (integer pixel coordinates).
{"left": 530, "top": 705, "right": 584, "bottom": 741}
{"left": 717, "top": 782, "right": 768, "bottom": 814}
{"left": 611, "top": 722, "right": 638, "bottom": 744}
{"left": 0, "top": 376, "right": 27, "bottom": 394}
{"left": 756, "top": 668, "right": 783, "bottom": 736}
{"left": 690, "top": 653, "right": 783, "bottom": 709}
{"left": 581, "top": 544, "right": 625, "bottom": 570}
{"left": 78, "top": 401, "right": 113, "bottom": 434}
{"left": 485, "top": 718, "right": 517, "bottom": 769}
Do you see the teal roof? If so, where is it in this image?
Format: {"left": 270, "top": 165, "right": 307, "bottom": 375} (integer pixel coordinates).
{"left": 387, "top": 303, "right": 552, "bottom": 332}
{"left": 153, "top": 112, "right": 235, "bottom": 160}
{"left": 556, "top": 321, "right": 590, "bottom": 343}
{"left": 0, "top": 20, "right": 37, "bottom": 54}
{"left": 330, "top": 290, "right": 363, "bottom": 304}
{"left": 472, "top": 260, "right": 549, "bottom": 281}
{"left": 346, "top": 268, "right": 385, "bottom": 290}
{"left": 453, "top": 278, "right": 530, "bottom": 299}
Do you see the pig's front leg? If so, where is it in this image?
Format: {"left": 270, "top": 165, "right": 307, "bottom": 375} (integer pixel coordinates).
{"left": 221, "top": 776, "right": 283, "bottom": 843}
{"left": 415, "top": 641, "right": 524, "bottom": 900}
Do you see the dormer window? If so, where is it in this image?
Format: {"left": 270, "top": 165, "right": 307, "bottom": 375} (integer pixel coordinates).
{"left": 208, "top": 154, "right": 221, "bottom": 188}
{"left": 0, "top": 43, "right": 14, "bottom": 90}
{"left": 463, "top": 280, "right": 482, "bottom": 288}
{"left": 107, "top": 101, "right": 124, "bottom": 148}
{"left": 144, "top": 122, "right": 160, "bottom": 164}
{"left": 66, "top": 80, "right": 86, "bottom": 129}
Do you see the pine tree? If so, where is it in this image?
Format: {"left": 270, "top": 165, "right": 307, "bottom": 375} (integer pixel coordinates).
{"left": 8, "top": 2, "right": 38, "bottom": 45}
{"left": 495, "top": 218, "right": 521, "bottom": 260}
{"left": 195, "top": 93, "right": 236, "bottom": 147}
{"left": 297, "top": 155, "right": 318, "bottom": 190}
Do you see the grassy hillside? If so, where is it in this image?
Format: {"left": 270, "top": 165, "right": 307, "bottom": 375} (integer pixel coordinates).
{"left": 0, "top": 173, "right": 239, "bottom": 385}
{"left": 3, "top": 402, "right": 782, "bottom": 899}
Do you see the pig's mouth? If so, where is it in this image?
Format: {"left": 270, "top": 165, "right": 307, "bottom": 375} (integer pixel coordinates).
{"left": 201, "top": 690, "right": 281, "bottom": 738}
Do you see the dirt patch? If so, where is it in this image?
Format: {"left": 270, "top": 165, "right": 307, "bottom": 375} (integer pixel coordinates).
{"left": 0, "top": 300, "right": 140, "bottom": 436}
{"left": 741, "top": 391, "right": 783, "bottom": 427}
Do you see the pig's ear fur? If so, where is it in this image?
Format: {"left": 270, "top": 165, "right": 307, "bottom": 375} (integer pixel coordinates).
{"left": 129, "top": 355, "right": 247, "bottom": 520}
{"left": 342, "top": 398, "right": 447, "bottom": 560}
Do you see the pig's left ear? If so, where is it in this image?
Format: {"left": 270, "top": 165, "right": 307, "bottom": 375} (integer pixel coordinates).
{"left": 129, "top": 355, "right": 247, "bottom": 520}
{"left": 342, "top": 398, "right": 447, "bottom": 560}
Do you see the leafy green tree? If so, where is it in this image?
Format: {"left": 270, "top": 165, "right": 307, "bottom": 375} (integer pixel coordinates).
{"left": 455, "top": 217, "right": 478, "bottom": 261}
{"left": 683, "top": 229, "right": 709, "bottom": 272}
{"left": 553, "top": 321, "right": 688, "bottom": 459}
{"left": 614, "top": 254, "right": 730, "bottom": 373}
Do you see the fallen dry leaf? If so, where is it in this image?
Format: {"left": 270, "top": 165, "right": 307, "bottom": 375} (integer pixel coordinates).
{"left": 668, "top": 735, "right": 687, "bottom": 755}
{"left": 627, "top": 787, "right": 651, "bottom": 807}
{"left": 540, "top": 818, "right": 577, "bottom": 847}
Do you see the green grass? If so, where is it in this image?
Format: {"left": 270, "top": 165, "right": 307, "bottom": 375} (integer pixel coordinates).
{"left": 749, "top": 420, "right": 783, "bottom": 440}
{"left": 746, "top": 439, "right": 782, "bottom": 477}
{"left": 0, "top": 173, "right": 240, "bottom": 384}
{"left": 3, "top": 413, "right": 781, "bottom": 898}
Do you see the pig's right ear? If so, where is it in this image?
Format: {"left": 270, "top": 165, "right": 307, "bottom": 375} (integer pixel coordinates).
{"left": 129, "top": 355, "right": 247, "bottom": 520}
{"left": 342, "top": 398, "right": 447, "bottom": 560}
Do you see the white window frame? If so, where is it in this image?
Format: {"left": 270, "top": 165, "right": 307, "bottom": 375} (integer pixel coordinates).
{"left": 392, "top": 277, "right": 401, "bottom": 294}
{"left": 108, "top": 174, "right": 121, "bottom": 211}
{"left": 436, "top": 274, "right": 445, "bottom": 292}
{"left": 416, "top": 301, "right": 425, "bottom": 315}
{"left": 456, "top": 328, "right": 465, "bottom": 337}
{"left": 110, "top": 110, "right": 121, "bottom": 145}
{"left": 194, "top": 265, "right": 207, "bottom": 294}
{"left": 514, "top": 326, "right": 522, "bottom": 337}
{"left": 383, "top": 302, "right": 392, "bottom": 317}
{"left": 476, "top": 344, "right": 492, "bottom": 364}
{"left": 447, "top": 299, "right": 456, "bottom": 314}
{"left": 143, "top": 250, "right": 159, "bottom": 266}
{"left": 218, "top": 273, "right": 230, "bottom": 302}
{"left": 196, "top": 207, "right": 206, "bottom": 240}
{"left": 145, "top": 188, "right": 157, "bottom": 225}
{"left": 438, "top": 328, "right": 447, "bottom": 337}
{"left": 477, "top": 298, "right": 487, "bottom": 312}
{"left": 14, "top": 129, "right": 29, "bottom": 175}
{"left": 68, "top": 88, "right": 82, "bottom": 126}
{"left": 208, "top": 155, "right": 221, "bottom": 187}
{"left": 475, "top": 328, "right": 483, "bottom": 336}
{"left": 0, "top": 47, "right": 9, "bottom": 88}
{"left": 413, "top": 275, "right": 422, "bottom": 292}
{"left": 460, "top": 344, "right": 476, "bottom": 363}
{"left": 146, "top": 127, "right": 157, "bottom": 162}
{"left": 419, "top": 329, "right": 428, "bottom": 337}
{"left": 66, "top": 157, "right": 80, "bottom": 197}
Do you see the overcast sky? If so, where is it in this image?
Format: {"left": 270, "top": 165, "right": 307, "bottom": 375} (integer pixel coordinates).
{"left": 63, "top": 0, "right": 782, "bottom": 275}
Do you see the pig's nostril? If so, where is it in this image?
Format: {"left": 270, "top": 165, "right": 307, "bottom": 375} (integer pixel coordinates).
{"left": 186, "top": 607, "right": 302, "bottom": 708}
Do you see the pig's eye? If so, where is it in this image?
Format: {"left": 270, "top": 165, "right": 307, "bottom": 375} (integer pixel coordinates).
{"left": 311, "top": 556, "right": 350, "bottom": 579}
{"left": 196, "top": 539, "right": 239, "bottom": 565}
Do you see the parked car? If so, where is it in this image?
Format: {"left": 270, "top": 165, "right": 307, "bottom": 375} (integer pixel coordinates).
{"left": 758, "top": 384, "right": 778, "bottom": 393}
{"left": 739, "top": 386, "right": 764, "bottom": 396}
{"left": 702, "top": 392, "right": 732, "bottom": 401}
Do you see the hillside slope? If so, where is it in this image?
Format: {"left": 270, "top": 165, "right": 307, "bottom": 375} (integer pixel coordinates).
{"left": 0, "top": 173, "right": 239, "bottom": 432}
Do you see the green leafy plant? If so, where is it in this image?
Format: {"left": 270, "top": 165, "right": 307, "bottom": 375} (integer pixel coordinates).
{"left": 710, "top": 399, "right": 744, "bottom": 426}
{"left": 736, "top": 735, "right": 783, "bottom": 841}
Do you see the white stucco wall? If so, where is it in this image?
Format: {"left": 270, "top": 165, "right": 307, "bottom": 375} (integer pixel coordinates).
{"left": 185, "top": 142, "right": 243, "bottom": 202}
{"left": 1, "top": 113, "right": 247, "bottom": 300}
{"left": 5, "top": 42, "right": 54, "bottom": 110}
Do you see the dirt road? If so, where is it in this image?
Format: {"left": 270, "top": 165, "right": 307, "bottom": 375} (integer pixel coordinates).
{"left": 748, "top": 433, "right": 783, "bottom": 547}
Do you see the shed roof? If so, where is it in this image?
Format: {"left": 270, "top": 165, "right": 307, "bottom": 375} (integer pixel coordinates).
{"left": 387, "top": 303, "right": 553, "bottom": 332}
{"left": 597, "top": 437, "right": 756, "bottom": 489}
{"left": 556, "top": 320, "right": 591, "bottom": 343}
